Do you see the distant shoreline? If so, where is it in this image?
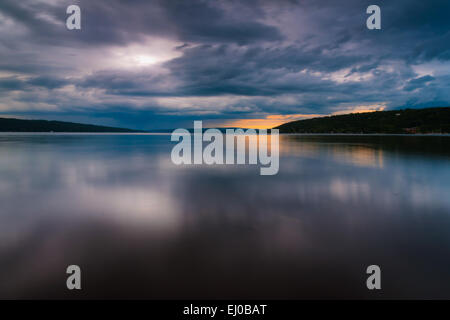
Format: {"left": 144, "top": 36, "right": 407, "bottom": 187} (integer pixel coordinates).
{"left": 275, "top": 107, "right": 450, "bottom": 134}
{"left": 0, "top": 131, "right": 166, "bottom": 135}
{"left": 2, "top": 107, "right": 449, "bottom": 135}
{"left": 0, "top": 117, "right": 142, "bottom": 133}
{"left": 0, "top": 132, "right": 449, "bottom": 137}
{"left": 278, "top": 132, "right": 450, "bottom": 136}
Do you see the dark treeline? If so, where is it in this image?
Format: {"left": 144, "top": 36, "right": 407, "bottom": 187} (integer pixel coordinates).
{"left": 276, "top": 107, "right": 450, "bottom": 134}
{"left": 0, "top": 118, "right": 141, "bottom": 132}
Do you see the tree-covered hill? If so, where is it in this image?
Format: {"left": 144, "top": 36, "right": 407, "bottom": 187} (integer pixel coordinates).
{"left": 0, "top": 118, "right": 141, "bottom": 132}
{"left": 276, "top": 107, "right": 450, "bottom": 134}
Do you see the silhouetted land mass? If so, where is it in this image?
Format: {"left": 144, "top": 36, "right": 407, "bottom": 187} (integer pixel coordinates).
{"left": 0, "top": 118, "right": 142, "bottom": 132}
{"left": 276, "top": 107, "right": 450, "bottom": 134}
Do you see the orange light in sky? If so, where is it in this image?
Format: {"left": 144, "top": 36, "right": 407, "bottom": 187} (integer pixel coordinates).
{"left": 220, "top": 114, "right": 322, "bottom": 129}
{"left": 217, "top": 105, "right": 386, "bottom": 129}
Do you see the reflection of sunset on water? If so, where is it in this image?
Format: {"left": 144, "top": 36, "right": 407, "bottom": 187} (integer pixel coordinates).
{"left": 279, "top": 135, "right": 384, "bottom": 168}
{"left": 1, "top": 134, "right": 450, "bottom": 299}
{"left": 331, "top": 146, "right": 384, "bottom": 168}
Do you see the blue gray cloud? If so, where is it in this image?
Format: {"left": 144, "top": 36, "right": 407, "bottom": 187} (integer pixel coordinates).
{"left": 0, "top": 0, "right": 449, "bottom": 129}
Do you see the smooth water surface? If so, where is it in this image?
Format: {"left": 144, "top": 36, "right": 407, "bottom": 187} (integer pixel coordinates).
{"left": 0, "top": 133, "right": 449, "bottom": 299}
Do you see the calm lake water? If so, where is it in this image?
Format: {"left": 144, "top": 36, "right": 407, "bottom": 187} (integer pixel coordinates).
{"left": 0, "top": 133, "right": 450, "bottom": 299}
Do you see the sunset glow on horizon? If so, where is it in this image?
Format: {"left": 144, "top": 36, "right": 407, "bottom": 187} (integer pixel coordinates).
{"left": 0, "top": 0, "right": 448, "bottom": 130}
{"left": 218, "top": 105, "right": 387, "bottom": 129}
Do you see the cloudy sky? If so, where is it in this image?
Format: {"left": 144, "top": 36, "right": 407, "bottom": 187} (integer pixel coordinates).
{"left": 0, "top": 0, "right": 449, "bottom": 129}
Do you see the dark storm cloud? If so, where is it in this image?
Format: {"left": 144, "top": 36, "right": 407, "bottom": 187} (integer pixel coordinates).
{"left": 0, "top": 0, "right": 282, "bottom": 46}
{"left": 0, "top": 76, "right": 68, "bottom": 91}
{"left": 0, "top": 77, "right": 27, "bottom": 91}
{"left": 161, "top": 0, "right": 282, "bottom": 44}
{"left": 403, "top": 75, "right": 435, "bottom": 92}
{"left": 28, "top": 76, "right": 69, "bottom": 89}
{"left": 0, "top": 0, "right": 449, "bottom": 129}
{"left": 164, "top": 43, "right": 369, "bottom": 96}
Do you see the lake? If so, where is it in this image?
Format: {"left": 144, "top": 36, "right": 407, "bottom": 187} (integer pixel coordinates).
{"left": 0, "top": 133, "right": 449, "bottom": 299}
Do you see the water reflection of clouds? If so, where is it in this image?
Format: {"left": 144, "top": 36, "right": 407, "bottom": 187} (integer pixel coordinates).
{"left": 1, "top": 159, "right": 180, "bottom": 228}
{"left": 1, "top": 134, "right": 450, "bottom": 298}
